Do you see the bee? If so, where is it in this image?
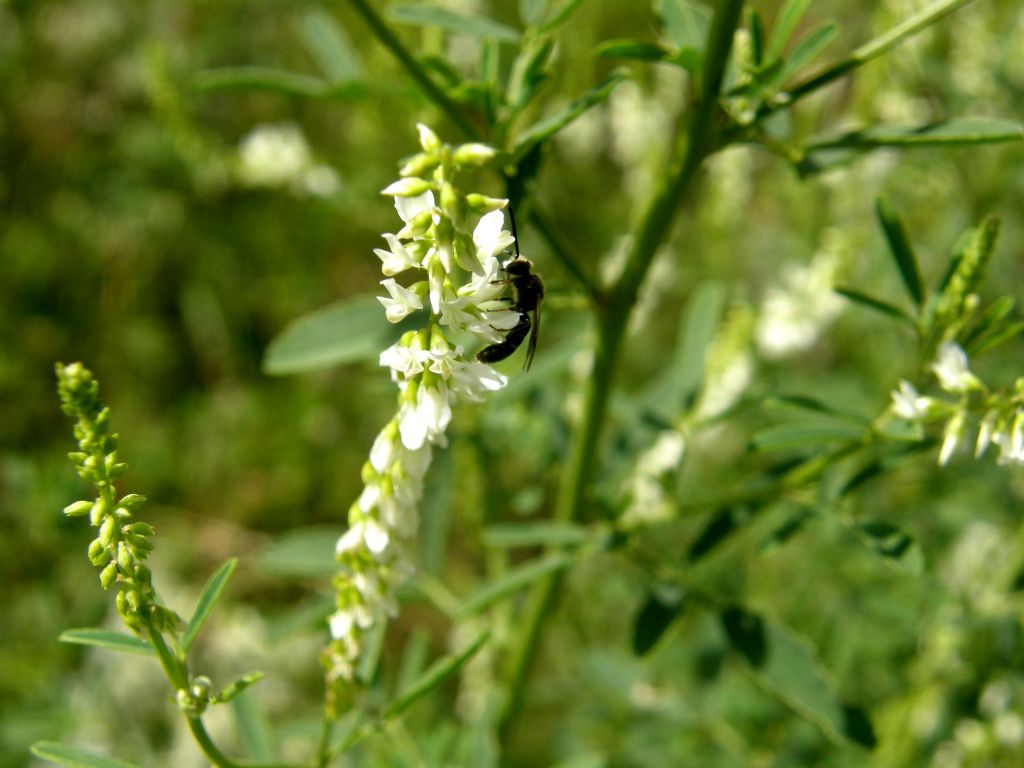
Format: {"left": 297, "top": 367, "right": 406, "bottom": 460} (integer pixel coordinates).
{"left": 475, "top": 207, "right": 544, "bottom": 370}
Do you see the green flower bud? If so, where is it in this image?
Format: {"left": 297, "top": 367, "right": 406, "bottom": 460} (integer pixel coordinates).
{"left": 399, "top": 152, "right": 440, "bottom": 178}
{"left": 453, "top": 142, "right": 497, "bottom": 168}
{"left": 100, "top": 562, "right": 118, "bottom": 590}
{"left": 117, "top": 541, "right": 133, "bottom": 571}
{"left": 126, "top": 522, "right": 155, "bottom": 536}
{"left": 90, "top": 496, "right": 110, "bottom": 526}
{"left": 465, "top": 193, "right": 508, "bottom": 214}
{"left": 125, "top": 534, "right": 153, "bottom": 554}
{"left": 99, "top": 516, "right": 117, "bottom": 547}
{"left": 88, "top": 539, "right": 110, "bottom": 565}
{"left": 119, "top": 493, "right": 147, "bottom": 510}
{"left": 381, "top": 177, "right": 432, "bottom": 197}
{"left": 417, "top": 123, "right": 442, "bottom": 153}
{"left": 64, "top": 500, "right": 94, "bottom": 517}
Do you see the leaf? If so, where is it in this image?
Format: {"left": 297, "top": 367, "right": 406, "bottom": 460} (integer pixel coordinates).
{"left": 482, "top": 521, "right": 590, "bottom": 548}
{"left": 30, "top": 742, "right": 139, "bottom": 768}
{"left": 875, "top": 198, "right": 925, "bottom": 308}
{"left": 230, "top": 688, "right": 275, "bottom": 761}
{"left": 507, "top": 35, "right": 556, "bottom": 115}
{"left": 764, "top": 395, "right": 870, "bottom": 426}
{"left": 182, "top": 558, "right": 237, "bottom": 653}
{"left": 968, "top": 320, "right": 1024, "bottom": 357}
{"left": 256, "top": 526, "right": 343, "bottom": 577}
{"left": 358, "top": 614, "right": 388, "bottom": 684}
{"left": 388, "top": 4, "right": 520, "bottom": 43}
{"left": 751, "top": 422, "right": 866, "bottom": 451}
{"left": 193, "top": 67, "right": 360, "bottom": 99}
{"left": 633, "top": 589, "right": 688, "bottom": 655}
{"left": 296, "top": 9, "right": 362, "bottom": 82}
{"left": 853, "top": 520, "right": 924, "bottom": 573}
{"left": 722, "top": 608, "right": 874, "bottom": 746}
{"left": 640, "top": 280, "right": 726, "bottom": 420}
{"left": 537, "top": 0, "right": 585, "bottom": 34}
{"left": 58, "top": 629, "right": 155, "bottom": 657}
{"left": 773, "top": 21, "right": 839, "bottom": 87}
{"left": 263, "top": 296, "right": 419, "bottom": 375}
{"left": 687, "top": 507, "right": 742, "bottom": 562}
{"left": 385, "top": 630, "right": 490, "bottom": 717}
{"left": 520, "top": 0, "right": 548, "bottom": 26}
{"left": 806, "top": 118, "right": 1024, "bottom": 151}
{"left": 834, "top": 287, "right": 917, "bottom": 327}
{"left": 511, "top": 69, "right": 628, "bottom": 161}
{"left": 457, "top": 553, "right": 574, "bottom": 617}
{"left": 656, "top": 0, "right": 712, "bottom": 68}
{"left": 766, "top": 0, "right": 812, "bottom": 61}
{"left": 594, "top": 39, "right": 672, "bottom": 62}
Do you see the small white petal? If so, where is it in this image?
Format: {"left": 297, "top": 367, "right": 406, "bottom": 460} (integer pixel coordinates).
{"left": 395, "top": 190, "right": 435, "bottom": 223}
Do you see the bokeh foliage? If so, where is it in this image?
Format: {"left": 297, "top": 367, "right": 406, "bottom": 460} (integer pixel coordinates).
{"left": 3, "top": 0, "right": 1024, "bottom": 766}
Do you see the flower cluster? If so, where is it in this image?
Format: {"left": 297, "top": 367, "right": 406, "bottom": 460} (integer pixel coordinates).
{"left": 55, "top": 362, "right": 180, "bottom": 635}
{"left": 237, "top": 123, "right": 340, "bottom": 197}
{"left": 324, "top": 125, "right": 518, "bottom": 688}
{"left": 889, "top": 342, "right": 1024, "bottom": 466}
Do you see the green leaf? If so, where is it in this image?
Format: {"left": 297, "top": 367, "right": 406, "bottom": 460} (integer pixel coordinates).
{"left": 388, "top": 5, "right": 520, "bottom": 43}
{"left": 806, "top": 118, "right": 1024, "bottom": 152}
{"left": 182, "top": 558, "right": 237, "bottom": 653}
{"left": 968, "top": 320, "right": 1024, "bottom": 357}
{"left": 752, "top": 422, "right": 866, "bottom": 451}
{"left": 507, "top": 36, "right": 556, "bottom": 114}
{"left": 633, "top": 589, "right": 688, "bottom": 655}
{"left": 230, "top": 688, "right": 275, "bottom": 761}
{"left": 853, "top": 520, "right": 924, "bottom": 574}
{"left": 722, "top": 608, "right": 875, "bottom": 746}
{"left": 764, "top": 395, "right": 870, "bottom": 426}
{"left": 213, "top": 671, "right": 264, "bottom": 704}
{"left": 687, "top": 507, "right": 742, "bottom": 563}
{"left": 457, "top": 553, "right": 574, "bottom": 617}
{"left": 263, "top": 296, "right": 419, "bottom": 375}
{"left": 296, "top": 9, "right": 362, "bottom": 82}
{"left": 537, "top": 0, "right": 585, "bottom": 34}
{"left": 520, "top": 0, "right": 548, "bottom": 25}
{"left": 656, "top": 0, "right": 712, "bottom": 68}
{"left": 766, "top": 0, "right": 812, "bottom": 61}
{"left": 512, "top": 69, "right": 628, "bottom": 161}
{"left": 875, "top": 199, "right": 925, "bottom": 307}
{"left": 193, "top": 67, "right": 359, "bottom": 99}
{"left": 640, "top": 281, "right": 726, "bottom": 420}
{"left": 773, "top": 21, "right": 838, "bottom": 86}
{"left": 30, "top": 742, "right": 138, "bottom": 768}
{"left": 358, "top": 615, "right": 388, "bottom": 684}
{"left": 834, "top": 287, "right": 917, "bottom": 327}
{"left": 256, "top": 526, "right": 343, "bottom": 577}
{"left": 385, "top": 630, "right": 490, "bottom": 717}
{"left": 58, "top": 629, "right": 155, "bottom": 657}
{"left": 594, "top": 39, "right": 672, "bottom": 62}
{"left": 482, "top": 521, "right": 591, "bottom": 548}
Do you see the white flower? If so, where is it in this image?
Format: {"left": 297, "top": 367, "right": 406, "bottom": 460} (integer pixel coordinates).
{"left": 328, "top": 611, "right": 354, "bottom": 641}
{"left": 975, "top": 410, "right": 997, "bottom": 457}
{"left": 379, "top": 342, "right": 427, "bottom": 379}
{"left": 449, "top": 360, "right": 508, "bottom": 402}
{"left": 394, "top": 190, "right": 435, "bottom": 225}
{"left": 460, "top": 254, "right": 507, "bottom": 303}
{"left": 932, "top": 342, "right": 980, "bottom": 393}
{"left": 992, "top": 409, "right": 1024, "bottom": 465}
{"left": 473, "top": 210, "right": 514, "bottom": 261}
{"left": 378, "top": 278, "right": 423, "bottom": 322}
{"left": 335, "top": 525, "right": 364, "bottom": 557}
{"left": 238, "top": 123, "right": 312, "bottom": 187}
{"left": 369, "top": 424, "right": 400, "bottom": 473}
{"left": 891, "top": 380, "right": 933, "bottom": 420}
{"left": 374, "top": 233, "right": 421, "bottom": 276}
{"left": 398, "top": 381, "right": 452, "bottom": 450}
{"left": 939, "top": 410, "right": 966, "bottom": 465}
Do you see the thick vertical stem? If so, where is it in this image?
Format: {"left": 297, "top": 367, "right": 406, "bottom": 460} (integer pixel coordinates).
{"left": 496, "top": 0, "right": 745, "bottom": 746}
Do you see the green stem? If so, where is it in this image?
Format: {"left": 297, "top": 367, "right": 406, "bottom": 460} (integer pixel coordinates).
{"left": 496, "top": 0, "right": 746, "bottom": 746}
{"left": 345, "top": 0, "right": 478, "bottom": 139}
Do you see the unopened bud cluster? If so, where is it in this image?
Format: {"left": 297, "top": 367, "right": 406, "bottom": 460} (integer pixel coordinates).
{"left": 324, "top": 125, "right": 516, "bottom": 689}
{"left": 56, "top": 363, "right": 179, "bottom": 635}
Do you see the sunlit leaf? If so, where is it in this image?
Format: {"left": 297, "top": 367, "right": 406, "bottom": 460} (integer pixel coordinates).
{"left": 30, "top": 742, "right": 138, "bottom": 768}
{"left": 385, "top": 630, "right": 490, "bottom": 717}
{"left": 594, "top": 39, "right": 672, "bottom": 62}
{"left": 59, "top": 629, "right": 154, "bottom": 657}
{"left": 182, "top": 558, "right": 237, "bottom": 653}
{"left": 773, "top": 21, "right": 838, "bottom": 86}
{"left": 806, "top": 118, "right": 1024, "bottom": 151}
{"left": 256, "top": 526, "right": 343, "bottom": 577}
{"left": 263, "top": 296, "right": 419, "bottom": 375}
{"left": 389, "top": 4, "right": 520, "bottom": 42}
{"left": 766, "top": 0, "right": 812, "bottom": 61}
{"left": 297, "top": 9, "right": 362, "bottom": 82}
{"left": 656, "top": 0, "right": 711, "bottom": 71}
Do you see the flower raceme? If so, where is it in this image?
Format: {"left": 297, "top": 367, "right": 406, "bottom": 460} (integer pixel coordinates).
{"left": 324, "top": 125, "right": 516, "bottom": 689}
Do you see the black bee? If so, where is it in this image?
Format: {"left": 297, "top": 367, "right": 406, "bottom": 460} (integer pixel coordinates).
{"left": 475, "top": 207, "right": 544, "bottom": 370}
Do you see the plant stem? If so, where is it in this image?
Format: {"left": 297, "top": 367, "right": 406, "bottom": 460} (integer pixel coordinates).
{"left": 496, "top": 0, "right": 746, "bottom": 746}
{"left": 345, "top": 0, "right": 479, "bottom": 139}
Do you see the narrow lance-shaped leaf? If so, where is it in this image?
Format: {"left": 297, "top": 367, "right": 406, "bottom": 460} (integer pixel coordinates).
{"left": 875, "top": 199, "right": 925, "bottom": 307}
{"left": 297, "top": 9, "right": 362, "bottom": 82}
{"left": 59, "top": 628, "right": 155, "bottom": 657}
{"left": 595, "top": 39, "right": 672, "bottom": 62}
{"left": 656, "top": 0, "right": 712, "bottom": 71}
{"left": 511, "top": 69, "right": 628, "bottom": 161}
{"left": 834, "top": 287, "right": 917, "bottom": 328}
{"left": 482, "top": 521, "right": 590, "bottom": 548}
{"left": 193, "top": 67, "right": 344, "bottom": 99}
{"left": 230, "top": 687, "right": 274, "bottom": 761}
{"left": 182, "top": 558, "right": 237, "bottom": 653}
{"left": 256, "top": 526, "right": 344, "bottom": 577}
{"left": 457, "top": 552, "right": 574, "bottom": 617}
{"left": 772, "top": 21, "right": 838, "bottom": 87}
{"left": 30, "top": 742, "right": 139, "bottom": 768}
{"left": 388, "top": 4, "right": 520, "bottom": 43}
{"left": 765, "top": 0, "right": 812, "bottom": 61}
{"left": 385, "top": 630, "right": 490, "bottom": 717}
{"left": 633, "top": 589, "right": 689, "bottom": 656}
{"left": 752, "top": 422, "right": 866, "bottom": 452}
{"left": 806, "top": 118, "right": 1024, "bottom": 151}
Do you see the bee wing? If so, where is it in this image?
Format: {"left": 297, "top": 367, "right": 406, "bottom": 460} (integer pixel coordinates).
{"left": 523, "top": 302, "right": 541, "bottom": 371}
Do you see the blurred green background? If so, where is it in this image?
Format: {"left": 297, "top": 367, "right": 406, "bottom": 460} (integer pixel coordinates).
{"left": 3, "top": 0, "right": 1024, "bottom": 766}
